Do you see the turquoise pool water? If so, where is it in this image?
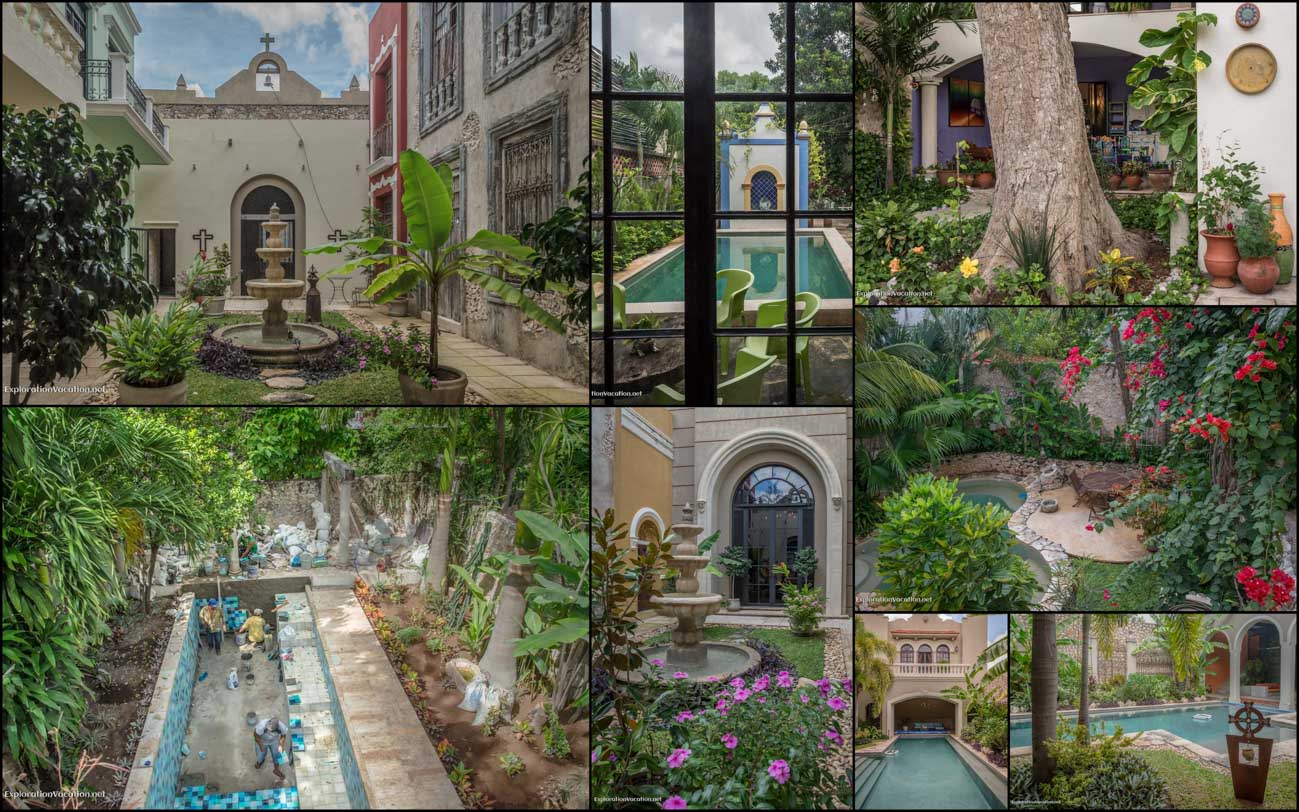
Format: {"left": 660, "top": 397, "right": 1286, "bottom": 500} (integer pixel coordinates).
{"left": 956, "top": 479, "right": 1027, "bottom": 513}
{"left": 859, "top": 736, "right": 1003, "bottom": 809}
{"left": 1009, "top": 703, "right": 1296, "bottom": 753}
{"left": 623, "top": 232, "right": 851, "bottom": 303}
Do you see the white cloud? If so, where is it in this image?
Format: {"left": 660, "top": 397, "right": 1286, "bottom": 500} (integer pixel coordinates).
{"left": 211, "top": 2, "right": 333, "bottom": 33}
{"left": 213, "top": 2, "right": 371, "bottom": 95}
{"left": 189, "top": 82, "right": 206, "bottom": 97}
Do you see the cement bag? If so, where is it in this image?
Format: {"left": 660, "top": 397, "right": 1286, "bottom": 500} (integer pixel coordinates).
{"left": 472, "top": 684, "right": 506, "bottom": 727}
{"left": 279, "top": 623, "right": 297, "bottom": 647}
{"left": 458, "top": 674, "right": 487, "bottom": 714}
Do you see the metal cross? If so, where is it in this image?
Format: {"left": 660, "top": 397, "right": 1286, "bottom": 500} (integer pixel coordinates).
{"left": 328, "top": 229, "right": 346, "bottom": 242}
{"left": 260, "top": 32, "right": 276, "bottom": 52}
{"left": 192, "top": 228, "right": 213, "bottom": 253}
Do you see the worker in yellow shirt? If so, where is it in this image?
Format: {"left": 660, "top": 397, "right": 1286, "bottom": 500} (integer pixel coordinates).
{"left": 239, "top": 607, "right": 268, "bottom": 646}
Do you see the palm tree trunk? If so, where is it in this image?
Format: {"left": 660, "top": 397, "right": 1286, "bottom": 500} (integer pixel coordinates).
{"left": 427, "top": 493, "right": 453, "bottom": 595}
{"left": 144, "top": 543, "right": 159, "bottom": 614}
{"left": 429, "top": 279, "right": 440, "bottom": 374}
{"left": 884, "top": 92, "right": 896, "bottom": 191}
{"left": 477, "top": 557, "right": 534, "bottom": 696}
{"left": 1031, "top": 614, "right": 1058, "bottom": 787}
{"left": 1079, "top": 615, "right": 1090, "bottom": 741}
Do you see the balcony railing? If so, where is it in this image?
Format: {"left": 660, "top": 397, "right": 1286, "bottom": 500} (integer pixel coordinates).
{"left": 65, "top": 4, "right": 87, "bottom": 43}
{"left": 492, "top": 2, "right": 556, "bottom": 73}
{"left": 82, "top": 58, "right": 111, "bottom": 101}
{"left": 151, "top": 105, "right": 166, "bottom": 143}
{"left": 125, "top": 70, "right": 148, "bottom": 121}
{"left": 372, "top": 121, "right": 392, "bottom": 163}
{"left": 892, "top": 663, "right": 971, "bottom": 676}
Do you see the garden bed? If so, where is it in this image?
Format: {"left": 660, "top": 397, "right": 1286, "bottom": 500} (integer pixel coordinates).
{"left": 359, "top": 581, "right": 588, "bottom": 810}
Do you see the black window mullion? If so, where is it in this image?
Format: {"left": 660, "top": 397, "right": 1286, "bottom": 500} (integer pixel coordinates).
{"left": 784, "top": 3, "right": 797, "bottom": 405}
{"left": 600, "top": 2, "right": 614, "bottom": 400}
{"left": 683, "top": 3, "right": 715, "bottom": 404}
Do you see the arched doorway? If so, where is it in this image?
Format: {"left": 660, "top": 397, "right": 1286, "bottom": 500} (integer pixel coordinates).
{"left": 890, "top": 695, "right": 957, "bottom": 735}
{"left": 1205, "top": 631, "right": 1230, "bottom": 696}
{"left": 631, "top": 508, "right": 664, "bottom": 612}
{"left": 230, "top": 176, "right": 305, "bottom": 296}
{"left": 1239, "top": 620, "right": 1282, "bottom": 706}
{"left": 731, "top": 464, "right": 813, "bottom": 607}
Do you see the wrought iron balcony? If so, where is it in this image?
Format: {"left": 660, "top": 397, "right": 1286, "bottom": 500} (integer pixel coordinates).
{"left": 372, "top": 121, "right": 392, "bottom": 163}
{"left": 125, "top": 70, "right": 148, "bottom": 122}
{"left": 82, "top": 58, "right": 111, "bottom": 101}
{"left": 151, "top": 105, "right": 166, "bottom": 143}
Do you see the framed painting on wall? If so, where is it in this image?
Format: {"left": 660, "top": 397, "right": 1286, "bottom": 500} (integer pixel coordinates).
{"left": 949, "top": 78, "right": 986, "bottom": 127}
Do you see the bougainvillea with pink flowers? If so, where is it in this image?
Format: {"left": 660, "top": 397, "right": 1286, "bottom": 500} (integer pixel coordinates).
{"left": 1075, "top": 307, "right": 1296, "bottom": 608}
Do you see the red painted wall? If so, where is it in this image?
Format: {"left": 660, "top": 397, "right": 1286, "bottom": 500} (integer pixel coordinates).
{"left": 368, "top": 2, "right": 406, "bottom": 241}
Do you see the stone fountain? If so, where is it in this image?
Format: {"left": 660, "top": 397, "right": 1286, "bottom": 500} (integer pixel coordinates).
{"left": 622, "top": 505, "right": 758, "bottom": 684}
{"left": 212, "top": 203, "right": 338, "bottom": 365}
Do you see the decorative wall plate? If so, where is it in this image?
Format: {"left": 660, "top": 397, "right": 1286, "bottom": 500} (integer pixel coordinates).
{"left": 1225, "top": 43, "right": 1277, "bottom": 94}
{"left": 1235, "top": 3, "right": 1260, "bottom": 29}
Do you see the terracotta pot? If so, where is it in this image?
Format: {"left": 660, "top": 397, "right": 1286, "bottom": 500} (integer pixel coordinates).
{"left": 1147, "top": 170, "right": 1171, "bottom": 192}
{"left": 1108, "top": 174, "right": 1122, "bottom": 190}
{"left": 398, "top": 367, "right": 468, "bottom": 405}
{"left": 1123, "top": 175, "right": 1142, "bottom": 190}
{"left": 936, "top": 169, "right": 958, "bottom": 188}
{"left": 387, "top": 298, "right": 409, "bottom": 317}
{"left": 1200, "top": 230, "right": 1240, "bottom": 288}
{"left": 975, "top": 172, "right": 994, "bottom": 189}
{"left": 118, "top": 377, "right": 188, "bottom": 405}
{"left": 1269, "top": 193, "right": 1293, "bottom": 247}
{"left": 1237, "top": 256, "right": 1280, "bottom": 294}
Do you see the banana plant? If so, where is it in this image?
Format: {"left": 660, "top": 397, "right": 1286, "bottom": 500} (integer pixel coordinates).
{"left": 305, "top": 149, "right": 566, "bottom": 376}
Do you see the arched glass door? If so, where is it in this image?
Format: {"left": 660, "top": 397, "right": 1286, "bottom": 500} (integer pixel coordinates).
{"left": 239, "top": 185, "right": 296, "bottom": 293}
{"left": 731, "top": 464, "right": 813, "bottom": 606}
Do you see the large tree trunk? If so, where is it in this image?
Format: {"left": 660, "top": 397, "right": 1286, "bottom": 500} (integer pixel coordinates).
{"left": 1031, "top": 614, "right": 1058, "bottom": 787}
{"left": 478, "top": 557, "right": 535, "bottom": 697}
{"left": 854, "top": 6, "right": 885, "bottom": 136}
{"left": 1109, "top": 324, "right": 1132, "bottom": 424}
{"left": 973, "top": 3, "right": 1143, "bottom": 299}
{"left": 426, "top": 493, "right": 453, "bottom": 595}
{"left": 1079, "top": 615, "right": 1090, "bottom": 741}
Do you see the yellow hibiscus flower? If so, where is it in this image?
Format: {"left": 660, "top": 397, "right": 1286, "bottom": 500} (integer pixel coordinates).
{"left": 959, "top": 257, "right": 980, "bottom": 278}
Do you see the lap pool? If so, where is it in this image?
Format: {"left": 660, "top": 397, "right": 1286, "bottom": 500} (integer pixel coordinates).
{"left": 623, "top": 230, "right": 852, "bottom": 304}
{"left": 856, "top": 736, "right": 1005, "bottom": 809}
{"left": 1009, "top": 703, "right": 1296, "bottom": 753}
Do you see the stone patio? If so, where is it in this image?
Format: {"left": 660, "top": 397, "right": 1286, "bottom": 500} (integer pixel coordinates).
{"left": 1195, "top": 276, "right": 1297, "bottom": 306}
{"left": 1027, "top": 485, "right": 1148, "bottom": 563}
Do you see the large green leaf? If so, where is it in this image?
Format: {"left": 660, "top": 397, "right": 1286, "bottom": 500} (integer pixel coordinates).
{"left": 450, "top": 230, "right": 537, "bottom": 261}
{"left": 363, "top": 261, "right": 426, "bottom": 302}
{"left": 513, "top": 616, "right": 588, "bottom": 655}
{"left": 400, "top": 149, "right": 452, "bottom": 252}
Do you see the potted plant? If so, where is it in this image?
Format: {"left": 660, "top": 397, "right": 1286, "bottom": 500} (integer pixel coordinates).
{"left": 937, "top": 158, "right": 959, "bottom": 189}
{"left": 1234, "top": 199, "right": 1280, "bottom": 294}
{"left": 1121, "top": 161, "right": 1144, "bottom": 191}
{"left": 1198, "top": 147, "right": 1262, "bottom": 288}
{"left": 1146, "top": 161, "right": 1172, "bottom": 192}
{"left": 179, "top": 251, "right": 230, "bottom": 315}
{"left": 104, "top": 301, "right": 203, "bottom": 405}
{"left": 306, "top": 150, "right": 565, "bottom": 404}
{"left": 972, "top": 159, "right": 995, "bottom": 189}
{"left": 715, "top": 546, "right": 749, "bottom": 611}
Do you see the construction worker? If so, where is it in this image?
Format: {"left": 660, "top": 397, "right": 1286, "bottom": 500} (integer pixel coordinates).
{"left": 239, "top": 607, "right": 268, "bottom": 646}
{"left": 199, "top": 598, "right": 224, "bottom": 652}
{"left": 252, "top": 715, "right": 290, "bottom": 780}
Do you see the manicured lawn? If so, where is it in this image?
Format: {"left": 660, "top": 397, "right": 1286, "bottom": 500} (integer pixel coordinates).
{"left": 1138, "top": 748, "right": 1297, "bottom": 810}
{"left": 644, "top": 625, "right": 826, "bottom": 679}
{"left": 187, "top": 366, "right": 404, "bottom": 404}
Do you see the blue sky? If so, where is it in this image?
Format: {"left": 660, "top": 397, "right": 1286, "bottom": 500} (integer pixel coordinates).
{"left": 134, "top": 3, "right": 380, "bottom": 97}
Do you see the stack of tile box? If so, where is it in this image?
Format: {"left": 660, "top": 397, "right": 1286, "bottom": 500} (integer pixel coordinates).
{"left": 277, "top": 593, "right": 352, "bottom": 810}
{"left": 173, "top": 785, "right": 300, "bottom": 810}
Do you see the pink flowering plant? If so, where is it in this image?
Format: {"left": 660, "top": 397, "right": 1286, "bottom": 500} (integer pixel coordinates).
{"left": 1070, "top": 307, "right": 1296, "bottom": 608}
{"left": 356, "top": 324, "right": 437, "bottom": 388}
{"left": 628, "top": 662, "right": 851, "bottom": 809}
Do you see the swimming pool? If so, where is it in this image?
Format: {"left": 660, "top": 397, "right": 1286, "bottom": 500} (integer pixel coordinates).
{"left": 623, "top": 231, "right": 852, "bottom": 304}
{"left": 956, "top": 479, "right": 1027, "bottom": 513}
{"left": 1009, "top": 703, "right": 1296, "bottom": 753}
{"left": 857, "top": 736, "right": 1005, "bottom": 809}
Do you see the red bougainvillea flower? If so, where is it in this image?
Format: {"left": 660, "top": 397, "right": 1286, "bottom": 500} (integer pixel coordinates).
{"left": 1248, "top": 323, "right": 1260, "bottom": 340}
{"left": 1085, "top": 524, "right": 1094, "bottom": 532}
{"left": 1261, "top": 359, "right": 1277, "bottom": 371}
{"left": 1244, "top": 578, "right": 1271, "bottom": 605}
{"left": 1236, "top": 566, "right": 1258, "bottom": 584}
{"left": 1185, "top": 322, "right": 1194, "bottom": 330}
{"left": 1145, "top": 466, "right": 1155, "bottom": 474}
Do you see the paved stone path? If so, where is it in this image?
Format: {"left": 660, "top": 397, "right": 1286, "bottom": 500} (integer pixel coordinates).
{"left": 308, "top": 586, "right": 462, "bottom": 810}
{"left": 1196, "top": 277, "right": 1296, "bottom": 305}
{"left": 280, "top": 592, "right": 350, "bottom": 810}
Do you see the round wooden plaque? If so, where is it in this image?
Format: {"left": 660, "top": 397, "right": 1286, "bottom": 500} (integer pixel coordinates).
{"left": 1226, "top": 43, "right": 1277, "bottom": 94}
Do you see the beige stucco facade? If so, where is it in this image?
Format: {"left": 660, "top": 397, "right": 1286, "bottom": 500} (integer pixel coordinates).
{"left": 135, "top": 49, "right": 368, "bottom": 296}
{"left": 403, "top": 2, "right": 589, "bottom": 385}
{"left": 612, "top": 408, "right": 675, "bottom": 551}
{"left": 670, "top": 408, "right": 852, "bottom": 616}
{"left": 857, "top": 614, "right": 1003, "bottom": 737}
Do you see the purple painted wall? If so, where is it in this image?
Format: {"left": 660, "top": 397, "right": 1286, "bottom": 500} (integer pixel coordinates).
{"left": 911, "top": 52, "right": 1144, "bottom": 170}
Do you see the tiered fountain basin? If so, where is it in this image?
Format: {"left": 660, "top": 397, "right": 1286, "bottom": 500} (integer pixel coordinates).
{"left": 212, "top": 321, "right": 339, "bottom": 366}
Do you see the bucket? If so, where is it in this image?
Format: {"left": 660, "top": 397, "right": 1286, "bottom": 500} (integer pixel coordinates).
{"left": 235, "top": 631, "right": 248, "bottom": 646}
{"left": 246, "top": 712, "right": 258, "bottom": 726}
{"left": 248, "top": 565, "right": 259, "bottom": 577}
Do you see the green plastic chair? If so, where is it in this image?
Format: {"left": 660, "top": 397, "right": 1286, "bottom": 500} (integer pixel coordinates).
{"left": 742, "top": 292, "right": 822, "bottom": 395}
{"left": 651, "top": 348, "right": 776, "bottom": 405}
{"left": 716, "top": 269, "right": 754, "bottom": 377}
{"left": 592, "top": 273, "right": 626, "bottom": 330}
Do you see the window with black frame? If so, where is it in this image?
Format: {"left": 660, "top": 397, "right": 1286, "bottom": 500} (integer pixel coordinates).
{"left": 591, "top": 2, "right": 853, "bottom": 404}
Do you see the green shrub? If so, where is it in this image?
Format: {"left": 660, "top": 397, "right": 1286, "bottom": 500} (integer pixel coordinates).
{"left": 103, "top": 301, "right": 204, "bottom": 387}
{"left": 854, "top": 199, "right": 989, "bottom": 303}
{"left": 396, "top": 626, "right": 425, "bottom": 645}
{"left": 1118, "top": 673, "right": 1175, "bottom": 703}
{"left": 780, "top": 581, "right": 825, "bottom": 635}
{"left": 1028, "top": 726, "right": 1170, "bottom": 809}
{"left": 542, "top": 703, "right": 571, "bottom": 759}
{"left": 876, "top": 474, "right": 1038, "bottom": 610}
{"left": 1107, "top": 193, "right": 1162, "bottom": 235}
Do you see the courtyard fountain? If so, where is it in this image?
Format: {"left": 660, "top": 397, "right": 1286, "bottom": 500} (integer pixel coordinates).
{"left": 213, "top": 203, "right": 338, "bottom": 365}
{"left": 623, "top": 505, "right": 758, "bottom": 684}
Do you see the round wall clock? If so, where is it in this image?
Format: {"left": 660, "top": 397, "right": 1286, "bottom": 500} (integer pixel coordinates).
{"left": 1226, "top": 43, "right": 1277, "bottom": 94}
{"left": 1235, "top": 3, "right": 1260, "bottom": 29}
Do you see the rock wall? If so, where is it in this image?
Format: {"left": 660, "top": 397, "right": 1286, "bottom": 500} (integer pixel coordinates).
{"left": 970, "top": 362, "right": 1133, "bottom": 435}
{"left": 154, "top": 104, "right": 368, "bottom": 120}
{"left": 931, "top": 452, "right": 1143, "bottom": 481}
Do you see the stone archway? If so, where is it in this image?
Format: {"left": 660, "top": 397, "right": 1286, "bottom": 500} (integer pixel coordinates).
{"left": 631, "top": 507, "right": 666, "bottom": 612}
{"left": 886, "top": 692, "right": 961, "bottom": 736}
{"left": 230, "top": 175, "right": 306, "bottom": 296}
{"left": 1236, "top": 618, "right": 1283, "bottom": 707}
{"left": 693, "top": 428, "right": 844, "bottom": 613}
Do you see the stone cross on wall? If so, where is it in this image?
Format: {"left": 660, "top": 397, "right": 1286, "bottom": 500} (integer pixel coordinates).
{"left": 260, "top": 32, "right": 276, "bottom": 52}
